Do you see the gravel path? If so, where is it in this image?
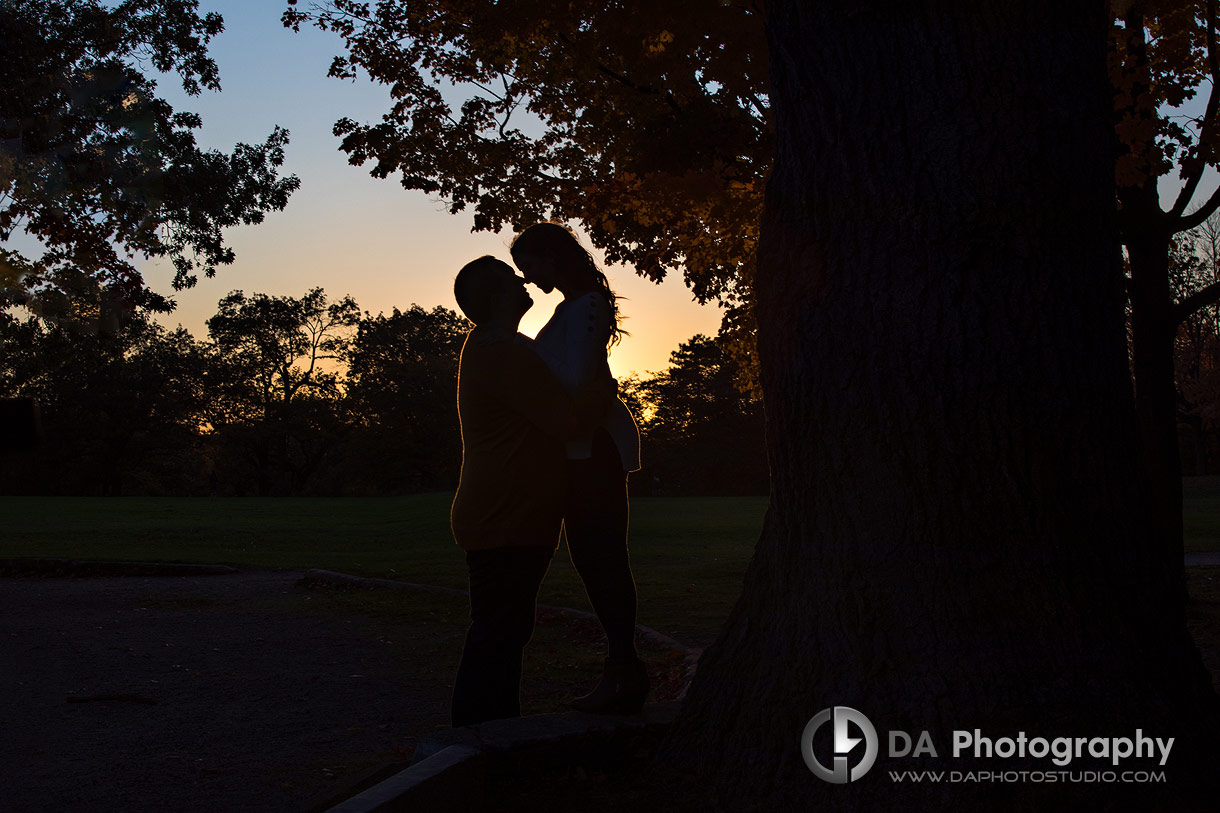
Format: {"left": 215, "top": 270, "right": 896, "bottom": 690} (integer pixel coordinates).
{"left": 1, "top": 570, "right": 455, "bottom": 812}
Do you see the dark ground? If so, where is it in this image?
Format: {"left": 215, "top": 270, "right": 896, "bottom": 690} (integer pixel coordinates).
{"left": 2, "top": 567, "right": 1217, "bottom": 812}
{"left": 483, "top": 565, "right": 1220, "bottom": 812}
{"left": 1, "top": 570, "right": 458, "bottom": 812}
{"left": 0, "top": 566, "right": 689, "bottom": 813}
{"left": 1187, "top": 566, "right": 1220, "bottom": 690}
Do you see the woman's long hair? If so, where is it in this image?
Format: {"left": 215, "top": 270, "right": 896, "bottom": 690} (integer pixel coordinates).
{"left": 510, "top": 223, "right": 626, "bottom": 347}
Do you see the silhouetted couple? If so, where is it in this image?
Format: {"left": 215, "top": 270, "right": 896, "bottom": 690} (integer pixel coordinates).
{"left": 449, "top": 223, "right": 647, "bottom": 727}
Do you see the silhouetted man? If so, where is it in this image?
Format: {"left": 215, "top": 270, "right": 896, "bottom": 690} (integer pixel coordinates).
{"left": 449, "top": 255, "right": 611, "bottom": 726}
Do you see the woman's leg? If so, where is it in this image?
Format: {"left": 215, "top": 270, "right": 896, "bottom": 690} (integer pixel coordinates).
{"left": 564, "top": 429, "right": 638, "bottom": 662}
{"left": 451, "top": 545, "right": 553, "bottom": 726}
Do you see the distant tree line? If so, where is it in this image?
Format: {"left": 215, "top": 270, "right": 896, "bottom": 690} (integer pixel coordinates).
{"left": 622, "top": 336, "right": 767, "bottom": 496}
{"left": 1172, "top": 211, "right": 1220, "bottom": 475}
{"left": 0, "top": 290, "right": 768, "bottom": 497}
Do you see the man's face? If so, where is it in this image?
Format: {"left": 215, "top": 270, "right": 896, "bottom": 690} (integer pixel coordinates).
{"left": 497, "top": 264, "right": 533, "bottom": 317}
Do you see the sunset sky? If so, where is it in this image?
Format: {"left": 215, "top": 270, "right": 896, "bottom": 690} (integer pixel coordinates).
{"left": 135, "top": 0, "right": 722, "bottom": 379}
{"left": 15, "top": 2, "right": 1217, "bottom": 379}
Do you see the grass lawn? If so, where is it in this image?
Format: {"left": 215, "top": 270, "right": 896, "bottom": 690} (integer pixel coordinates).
{"left": 0, "top": 493, "right": 768, "bottom": 648}
{"left": 1184, "top": 476, "right": 1220, "bottom": 552}
{"left": 6, "top": 487, "right": 1216, "bottom": 812}
{"left": 3, "top": 478, "right": 1219, "bottom": 646}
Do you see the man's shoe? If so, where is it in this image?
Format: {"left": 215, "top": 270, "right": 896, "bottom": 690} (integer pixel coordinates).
{"left": 570, "top": 656, "right": 650, "bottom": 714}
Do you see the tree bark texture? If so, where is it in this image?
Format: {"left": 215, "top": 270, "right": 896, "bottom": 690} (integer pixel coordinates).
{"left": 1125, "top": 226, "right": 1186, "bottom": 582}
{"left": 1115, "top": 8, "right": 1187, "bottom": 597}
{"left": 660, "top": 3, "right": 1219, "bottom": 809}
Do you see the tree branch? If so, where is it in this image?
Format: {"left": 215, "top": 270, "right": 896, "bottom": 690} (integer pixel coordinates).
{"left": 554, "top": 32, "right": 682, "bottom": 114}
{"left": 498, "top": 74, "right": 522, "bottom": 138}
{"left": 1170, "top": 0, "right": 1220, "bottom": 218}
{"left": 745, "top": 92, "right": 769, "bottom": 122}
{"left": 1208, "top": 0, "right": 1219, "bottom": 84}
{"left": 1177, "top": 180, "right": 1220, "bottom": 232}
{"left": 1173, "top": 277, "right": 1220, "bottom": 324}
{"left": 438, "top": 118, "right": 563, "bottom": 185}
{"left": 595, "top": 63, "right": 683, "bottom": 114}
{"left": 469, "top": 79, "right": 506, "bottom": 103}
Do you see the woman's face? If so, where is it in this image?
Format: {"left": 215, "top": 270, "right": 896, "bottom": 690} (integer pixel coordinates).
{"left": 514, "top": 253, "right": 558, "bottom": 293}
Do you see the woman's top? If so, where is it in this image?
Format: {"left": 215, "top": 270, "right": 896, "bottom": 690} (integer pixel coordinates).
{"left": 532, "top": 291, "right": 642, "bottom": 471}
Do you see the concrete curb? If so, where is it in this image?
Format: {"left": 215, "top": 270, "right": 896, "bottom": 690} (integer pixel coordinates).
{"left": 324, "top": 745, "right": 484, "bottom": 813}
{"left": 324, "top": 702, "right": 682, "bottom": 813}
{"left": 300, "top": 568, "right": 705, "bottom": 696}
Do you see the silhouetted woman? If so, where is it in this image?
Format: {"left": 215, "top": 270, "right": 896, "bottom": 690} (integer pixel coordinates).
{"left": 511, "top": 223, "right": 648, "bottom": 714}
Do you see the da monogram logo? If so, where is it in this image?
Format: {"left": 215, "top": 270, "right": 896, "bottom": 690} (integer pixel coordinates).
{"left": 801, "top": 706, "right": 879, "bottom": 783}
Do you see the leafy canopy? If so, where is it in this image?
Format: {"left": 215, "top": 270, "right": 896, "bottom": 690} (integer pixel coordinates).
{"left": 1, "top": 0, "right": 300, "bottom": 322}
{"left": 284, "top": 2, "right": 1220, "bottom": 395}
{"left": 283, "top": 0, "right": 769, "bottom": 374}
{"left": 1113, "top": 1, "right": 1207, "bottom": 195}
{"left": 1112, "top": 1, "right": 1220, "bottom": 238}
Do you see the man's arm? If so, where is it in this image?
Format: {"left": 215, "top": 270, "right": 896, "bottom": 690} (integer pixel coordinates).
{"left": 502, "top": 343, "right": 612, "bottom": 440}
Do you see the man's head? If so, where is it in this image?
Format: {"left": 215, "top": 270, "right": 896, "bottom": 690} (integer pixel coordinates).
{"left": 454, "top": 256, "right": 533, "bottom": 326}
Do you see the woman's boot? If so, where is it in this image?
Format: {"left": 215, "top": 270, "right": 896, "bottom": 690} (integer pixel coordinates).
{"left": 570, "top": 656, "right": 650, "bottom": 714}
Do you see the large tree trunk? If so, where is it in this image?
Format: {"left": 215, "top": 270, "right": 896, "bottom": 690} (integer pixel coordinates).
{"left": 659, "top": 3, "right": 1218, "bottom": 809}
{"left": 1126, "top": 225, "right": 1187, "bottom": 582}
{"left": 1115, "top": 6, "right": 1187, "bottom": 597}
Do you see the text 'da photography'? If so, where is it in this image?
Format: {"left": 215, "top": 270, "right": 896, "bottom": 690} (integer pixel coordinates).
{"left": 800, "top": 706, "right": 1176, "bottom": 790}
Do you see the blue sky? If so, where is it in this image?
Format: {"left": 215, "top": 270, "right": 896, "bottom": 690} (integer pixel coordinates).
{"left": 140, "top": 0, "right": 722, "bottom": 377}
{"left": 20, "top": 3, "right": 1220, "bottom": 375}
